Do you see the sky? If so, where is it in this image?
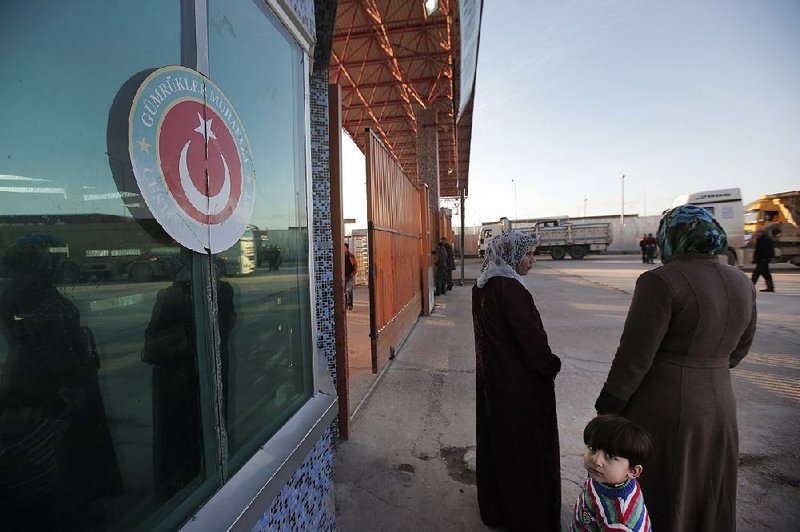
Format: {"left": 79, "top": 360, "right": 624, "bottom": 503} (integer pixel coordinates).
{"left": 342, "top": 0, "right": 800, "bottom": 230}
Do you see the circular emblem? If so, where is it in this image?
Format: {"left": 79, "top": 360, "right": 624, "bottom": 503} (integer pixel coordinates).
{"left": 129, "top": 66, "right": 255, "bottom": 254}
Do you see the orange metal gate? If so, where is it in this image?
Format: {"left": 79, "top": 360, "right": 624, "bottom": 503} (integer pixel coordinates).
{"left": 365, "top": 129, "right": 424, "bottom": 373}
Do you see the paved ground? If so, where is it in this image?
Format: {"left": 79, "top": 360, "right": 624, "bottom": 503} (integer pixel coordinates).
{"left": 333, "top": 255, "right": 800, "bottom": 531}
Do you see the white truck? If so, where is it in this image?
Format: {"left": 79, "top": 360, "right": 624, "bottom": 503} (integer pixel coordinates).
{"left": 479, "top": 216, "right": 613, "bottom": 260}
{"left": 671, "top": 188, "right": 743, "bottom": 265}
{"left": 477, "top": 221, "right": 502, "bottom": 258}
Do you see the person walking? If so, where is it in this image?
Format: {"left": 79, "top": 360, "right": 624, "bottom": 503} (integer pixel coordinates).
{"left": 751, "top": 228, "right": 777, "bottom": 292}
{"left": 595, "top": 205, "right": 757, "bottom": 532}
{"left": 472, "top": 231, "right": 562, "bottom": 531}
{"left": 344, "top": 243, "right": 357, "bottom": 310}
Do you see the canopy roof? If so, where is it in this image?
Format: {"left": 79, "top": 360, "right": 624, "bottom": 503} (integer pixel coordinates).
{"left": 329, "top": 0, "right": 475, "bottom": 198}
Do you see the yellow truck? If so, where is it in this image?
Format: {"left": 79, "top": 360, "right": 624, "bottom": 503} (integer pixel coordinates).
{"left": 743, "top": 191, "right": 800, "bottom": 267}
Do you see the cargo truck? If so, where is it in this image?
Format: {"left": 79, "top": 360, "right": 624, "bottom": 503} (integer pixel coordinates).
{"left": 742, "top": 190, "right": 800, "bottom": 267}
{"left": 478, "top": 216, "right": 613, "bottom": 260}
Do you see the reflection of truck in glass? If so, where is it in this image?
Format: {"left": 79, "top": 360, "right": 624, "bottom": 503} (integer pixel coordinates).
{"left": 742, "top": 190, "right": 800, "bottom": 267}
{"left": 218, "top": 228, "right": 256, "bottom": 276}
{"left": 251, "top": 227, "right": 270, "bottom": 267}
{"left": 672, "top": 188, "right": 743, "bottom": 265}
{"left": 479, "top": 216, "right": 612, "bottom": 260}
{"left": 0, "top": 214, "right": 180, "bottom": 282}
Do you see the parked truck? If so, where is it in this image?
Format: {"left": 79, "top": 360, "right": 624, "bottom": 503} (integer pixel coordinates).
{"left": 477, "top": 221, "right": 502, "bottom": 257}
{"left": 742, "top": 190, "right": 800, "bottom": 267}
{"left": 479, "top": 216, "right": 613, "bottom": 260}
{"left": 0, "top": 214, "right": 181, "bottom": 282}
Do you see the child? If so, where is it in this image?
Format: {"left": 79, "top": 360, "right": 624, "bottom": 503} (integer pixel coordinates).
{"left": 572, "top": 415, "right": 653, "bottom": 532}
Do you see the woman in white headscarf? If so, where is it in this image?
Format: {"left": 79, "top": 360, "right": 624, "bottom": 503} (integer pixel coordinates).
{"left": 472, "top": 230, "right": 562, "bottom": 531}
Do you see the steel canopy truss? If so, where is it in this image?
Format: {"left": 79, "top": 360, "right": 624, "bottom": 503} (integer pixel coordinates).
{"left": 330, "top": 0, "right": 473, "bottom": 198}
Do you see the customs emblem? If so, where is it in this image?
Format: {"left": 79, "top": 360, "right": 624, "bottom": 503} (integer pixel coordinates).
{"left": 129, "top": 66, "right": 255, "bottom": 253}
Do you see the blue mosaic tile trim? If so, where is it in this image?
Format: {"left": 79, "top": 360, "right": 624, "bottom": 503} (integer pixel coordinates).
{"left": 283, "top": 0, "right": 315, "bottom": 41}
{"left": 309, "top": 68, "right": 338, "bottom": 391}
{"left": 250, "top": 428, "right": 335, "bottom": 531}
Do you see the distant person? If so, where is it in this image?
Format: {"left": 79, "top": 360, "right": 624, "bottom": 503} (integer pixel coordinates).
{"left": 472, "top": 231, "right": 561, "bottom": 530}
{"left": 0, "top": 234, "right": 122, "bottom": 529}
{"left": 435, "top": 241, "right": 448, "bottom": 296}
{"left": 639, "top": 234, "right": 648, "bottom": 263}
{"left": 441, "top": 237, "right": 456, "bottom": 290}
{"left": 344, "top": 243, "right": 357, "bottom": 311}
{"left": 751, "top": 227, "right": 778, "bottom": 292}
{"left": 267, "top": 245, "right": 282, "bottom": 271}
{"left": 596, "top": 205, "right": 756, "bottom": 531}
{"left": 645, "top": 233, "right": 657, "bottom": 264}
{"left": 572, "top": 415, "right": 653, "bottom": 532}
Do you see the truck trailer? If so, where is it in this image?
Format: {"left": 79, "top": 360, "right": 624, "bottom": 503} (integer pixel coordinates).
{"left": 478, "top": 216, "right": 612, "bottom": 260}
{"left": 672, "top": 188, "right": 744, "bottom": 265}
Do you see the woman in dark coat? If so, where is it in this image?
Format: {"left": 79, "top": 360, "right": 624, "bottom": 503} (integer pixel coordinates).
{"left": 472, "top": 230, "right": 562, "bottom": 531}
{"left": 0, "top": 235, "right": 122, "bottom": 529}
{"left": 596, "top": 205, "right": 757, "bottom": 531}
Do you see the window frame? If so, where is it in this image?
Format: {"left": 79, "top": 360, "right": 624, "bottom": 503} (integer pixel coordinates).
{"left": 180, "top": 0, "right": 336, "bottom": 529}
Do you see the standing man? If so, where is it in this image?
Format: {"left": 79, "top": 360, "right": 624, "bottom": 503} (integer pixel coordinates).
{"left": 435, "top": 241, "right": 449, "bottom": 296}
{"left": 752, "top": 228, "right": 777, "bottom": 292}
{"left": 441, "top": 237, "right": 456, "bottom": 290}
{"left": 639, "top": 234, "right": 648, "bottom": 263}
{"left": 344, "top": 243, "right": 357, "bottom": 310}
{"left": 645, "top": 233, "right": 657, "bottom": 264}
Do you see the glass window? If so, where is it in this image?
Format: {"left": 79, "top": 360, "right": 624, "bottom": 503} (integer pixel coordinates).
{"left": 1, "top": 1, "right": 316, "bottom": 528}
{"left": 208, "top": 0, "right": 314, "bottom": 473}
{"left": 0, "top": 2, "right": 217, "bottom": 529}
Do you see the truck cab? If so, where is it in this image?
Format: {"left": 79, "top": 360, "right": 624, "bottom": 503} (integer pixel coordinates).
{"left": 672, "top": 188, "right": 743, "bottom": 264}
{"left": 743, "top": 191, "right": 800, "bottom": 266}
{"left": 477, "top": 222, "right": 502, "bottom": 257}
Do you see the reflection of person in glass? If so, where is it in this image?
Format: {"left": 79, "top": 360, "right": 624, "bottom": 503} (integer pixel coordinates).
{"left": 142, "top": 257, "right": 236, "bottom": 501}
{"left": 0, "top": 234, "right": 122, "bottom": 529}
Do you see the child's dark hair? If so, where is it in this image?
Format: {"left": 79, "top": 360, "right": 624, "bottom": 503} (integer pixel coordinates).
{"left": 583, "top": 415, "right": 653, "bottom": 466}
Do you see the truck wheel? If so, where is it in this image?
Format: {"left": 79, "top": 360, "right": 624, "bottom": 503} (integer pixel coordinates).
{"left": 551, "top": 246, "right": 566, "bottom": 260}
{"left": 130, "top": 263, "right": 153, "bottom": 282}
{"left": 61, "top": 262, "right": 81, "bottom": 283}
{"left": 569, "top": 245, "right": 586, "bottom": 259}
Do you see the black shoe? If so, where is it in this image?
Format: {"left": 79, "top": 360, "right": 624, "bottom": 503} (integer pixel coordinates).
{"left": 760, "top": 288, "right": 775, "bottom": 292}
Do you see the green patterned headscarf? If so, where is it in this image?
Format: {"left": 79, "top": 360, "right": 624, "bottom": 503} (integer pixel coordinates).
{"left": 656, "top": 205, "right": 727, "bottom": 262}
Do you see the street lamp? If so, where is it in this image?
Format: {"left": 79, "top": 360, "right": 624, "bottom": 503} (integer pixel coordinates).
{"left": 512, "top": 178, "right": 518, "bottom": 220}
{"left": 620, "top": 174, "right": 625, "bottom": 226}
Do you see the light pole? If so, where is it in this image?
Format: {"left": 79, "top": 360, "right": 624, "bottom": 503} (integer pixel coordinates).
{"left": 583, "top": 196, "right": 588, "bottom": 220}
{"left": 620, "top": 174, "right": 625, "bottom": 226}
{"left": 512, "top": 178, "right": 518, "bottom": 220}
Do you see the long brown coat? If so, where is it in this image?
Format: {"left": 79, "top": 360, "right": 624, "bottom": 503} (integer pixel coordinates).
{"left": 596, "top": 254, "right": 757, "bottom": 531}
{"left": 472, "top": 277, "right": 562, "bottom": 531}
